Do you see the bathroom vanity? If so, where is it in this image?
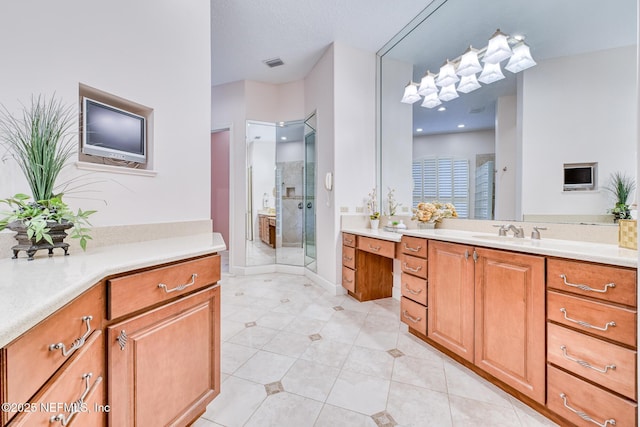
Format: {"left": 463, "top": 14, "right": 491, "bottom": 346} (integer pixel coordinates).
{"left": 0, "top": 233, "right": 225, "bottom": 427}
{"left": 341, "top": 226, "right": 637, "bottom": 427}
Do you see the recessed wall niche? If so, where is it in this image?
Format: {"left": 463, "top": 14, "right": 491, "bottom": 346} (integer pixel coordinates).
{"left": 78, "top": 83, "right": 154, "bottom": 173}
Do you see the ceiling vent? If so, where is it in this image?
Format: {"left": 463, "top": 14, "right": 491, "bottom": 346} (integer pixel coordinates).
{"left": 263, "top": 57, "right": 284, "bottom": 68}
{"left": 469, "top": 106, "right": 486, "bottom": 114}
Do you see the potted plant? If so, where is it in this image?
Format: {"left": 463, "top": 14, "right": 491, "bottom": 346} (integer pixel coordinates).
{"left": 0, "top": 95, "right": 95, "bottom": 259}
{"left": 367, "top": 188, "right": 380, "bottom": 229}
{"left": 605, "top": 172, "right": 635, "bottom": 223}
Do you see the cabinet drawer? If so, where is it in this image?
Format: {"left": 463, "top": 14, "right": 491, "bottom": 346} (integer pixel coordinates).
{"left": 400, "top": 297, "right": 427, "bottom": 335}
{"left": 548, "top": 322, "right": 637, "bottom": 400}
{"left": 400, "top": 236, "right": 427, "bottom": 258}
{"left": 9, "top": 330, "right": 105, "bottom": 427}
{"left": 3, "top": 284, "right": 104, "bottom": 411}
{"left": 547, "top": 258, "right": 636, "bottom": 307}
{"left": 400, "top": 254, "right": 427, "bottom": 279}
{"left": 342, "top": 245, "right": 356, "bottom": 269}
{"left": 342, "top": 266, "right": 355, "bottom": 293}
{"left": 401, "top": 273, "right": 427, "bottom": 306}
{"left": 342, "top": 233, "right": 357, "bottom": 248}
{"left": 547, "top": 291, "right": 636, "bottom": 347}
{"left": 358, "top": 236, "right": 395, "bottom": 258}
{"left": 547, "top": 365, "right": 637, "bottom": 427}
{"left": 108, "top": 254, "right": 220, "bottom": 319}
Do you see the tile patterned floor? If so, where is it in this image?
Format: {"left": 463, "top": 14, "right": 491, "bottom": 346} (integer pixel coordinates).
{"left": 195, "top": 272, "right": 558, "bottom": 427}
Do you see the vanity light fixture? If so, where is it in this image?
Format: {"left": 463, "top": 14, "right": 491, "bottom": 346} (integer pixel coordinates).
{"left": 401, "top": 82, "right": 421, "bottom": 104}
{"left": 401, "top": 29, "right": 536, "bottom": 108}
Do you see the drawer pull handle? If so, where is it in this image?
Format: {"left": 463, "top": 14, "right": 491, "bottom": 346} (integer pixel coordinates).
{"left": 368, "top": 244, "right": 381, "bottom": 252}
{"left": 403, "top": 243, "right": 422, "bottom": 252}
{"left": 343, "top": 255, "right": 353, "bottom": 261}
{"left": 560, "top": 308, "right": 616, "bottom": 332}
{"left": 559, "top": 393, "right": 616, "bottom": 427}
{"left": 560, "top": 274, "right": 615, "bottom": 294}
{"left": 345, "top": 238, "right": 354, "bottom": 245}
{"left": 49, "top": 315, "right": 93, "bottom": 357}
{"left": 117, "top": 330, "right": 128, "bottom": 351}
{"left": 404, "top": 283, "right": 423, "bottom": 295}
{"left": 403, "top": 263, "right": 422, "bottom": 273}
{"left": 50, "top": 373, "right": 102, "bottom": 426}
{"left": 343, "top": 277, "right": 353, "bottom": 283}
{"left": 158, "top": 273, "right": 198, "bottom": 293}
{"left": 560, "top": 345, "right": 616, "bottom": 373}
{"left": 402, "top": 310, "right": 422, "bottom": 323}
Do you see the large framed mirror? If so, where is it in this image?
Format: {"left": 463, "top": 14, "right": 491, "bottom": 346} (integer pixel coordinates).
{"left": 379, "top": 0, "right": 637, "bottom": 224}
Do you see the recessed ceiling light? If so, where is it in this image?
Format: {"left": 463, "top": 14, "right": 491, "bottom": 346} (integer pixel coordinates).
{"left": 281, "top": 136, "right": 287, "bottom": 140}
{"left": 278, "top": 121, "right": 285, "bottom": 126}
{"left": 416, "top": 128, "right": 423, "bottom": 132}
{"left": 437, "top": 106, "right": 446, "bottom": 112}
{"left": 457, "top": 124, "right": 465, "bottom": 128}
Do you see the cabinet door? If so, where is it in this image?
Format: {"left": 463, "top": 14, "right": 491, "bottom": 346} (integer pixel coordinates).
{"left": 428, "top": 241, "right": 475, "bottom": 362}
{"left": 474, "top": 247, "right": 545, "bottom": 404}
{"left": 107, "top": 286, "right": 220, "bottom": 427}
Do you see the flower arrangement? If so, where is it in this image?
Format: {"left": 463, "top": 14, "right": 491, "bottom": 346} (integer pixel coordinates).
{"left": 412, "top": 201, "right": 458, "bottom": 223}
{"left": 367, "top": 187, "right": 379, "bottom": 220}
{"left": 386, "top": 187, "right": 401, "bottom": 216}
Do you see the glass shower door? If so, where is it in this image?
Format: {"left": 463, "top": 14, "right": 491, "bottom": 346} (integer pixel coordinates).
{"left": 304, "top": 114, "right": 317, "bottom": 271}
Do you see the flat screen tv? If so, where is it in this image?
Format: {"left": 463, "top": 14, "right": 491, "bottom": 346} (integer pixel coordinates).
{"left": 82, "top": 97, "right": 146, "bottom": 164}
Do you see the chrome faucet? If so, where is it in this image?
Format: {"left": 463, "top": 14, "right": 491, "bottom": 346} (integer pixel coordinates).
{"left": 506, "top": 224, "right": 525, "bottom": 238}
{"left": 531, "top": 226, "right": 547, "bottom": 240}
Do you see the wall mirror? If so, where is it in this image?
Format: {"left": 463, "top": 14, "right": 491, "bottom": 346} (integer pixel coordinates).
{"left": 245, "top": 119, "right": 314, "bottom": 268}
{"left": 379, "top": 0, "right": 637, "bottom": 224}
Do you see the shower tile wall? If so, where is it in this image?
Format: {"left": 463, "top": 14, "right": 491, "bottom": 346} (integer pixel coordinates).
{"left": 278, "top": 161, "right": 303, "bottom": 247}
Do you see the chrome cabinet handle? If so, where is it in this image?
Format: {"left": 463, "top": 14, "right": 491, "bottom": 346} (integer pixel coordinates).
{"left": 344, "top": 238, "right": 354, "bottom": 245}
{"left": 402, "top": 263, "right": 422, "bottom": 273}
{"left": 560, "top": 274, "right": 615, "bottom": 293}
{"left": 559, "top": 393, "right": 616, "bottom": 427}
{"left": 158, "top": 273, "right": 198, "bottom": 293}
{"left": 560, "top": 308, "right": 616, "bottom": 332}
{"left": 50, "top": 373, "right": 101, "bottom": 426}
{"left": 404, "top": 283, "right": 423, "bottom": 295}
{"left": 117, "top": 330, "right": 128, "bottom": 351}
{"left": 368, "top": 244, "right": 381, "bottom": 252}
{"left": 560, "top": 345, "right": 616, "bottom": 373}
{"left": 49, "top": 316, "right": 93, "bottom": 357}
{"left": 343, "top": 277, "right": 353, "bottom": 283}
{"left": 403, "top": 243, "right": 422, "bottom": 252}
{"left": 343, "top": 255, "right": 353, "bottom": 261}
{"left": 402, "top": 310, "right": 422, "bottom": 323}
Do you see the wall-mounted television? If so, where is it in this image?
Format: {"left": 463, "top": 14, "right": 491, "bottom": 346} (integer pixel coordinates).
{"left": 82, "top": 97, "right": 146, "bottom": 164}
{"left": 563, "top": 162, "right": 597, "bottom": 191}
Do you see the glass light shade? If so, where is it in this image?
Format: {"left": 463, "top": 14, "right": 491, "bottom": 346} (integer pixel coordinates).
{"left": 421, "top": 93, "right": 442, "bottom": 109}
{"left": 436, "top": 61, "right": 459, "bottom": 87}
{"left": 438, "top": 84, "right": 459, "bottom": 102}
{"left": 483, "top": 30, "right": 512, "bottom": 64}
{"left": 401, "top": 83, "right": 421, "bottom": 104}
{"left": 505, "top": 42, "right": 537, "bottom": 73}
{"left": 418, "top": 72, "right": 438, "bottom": 96}
{"left": 457, "top": 74, "right": 481, "bottom": 93}
{"left": 478, "top": 62, "right": 505, "bottom": 84}
{"left": 456, "top": 47, "right": 482, "bottom": 76}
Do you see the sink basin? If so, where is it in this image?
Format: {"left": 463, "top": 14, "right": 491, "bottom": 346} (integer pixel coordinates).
{"left": 472, "top": 235, "right": 536, "bottom": 244}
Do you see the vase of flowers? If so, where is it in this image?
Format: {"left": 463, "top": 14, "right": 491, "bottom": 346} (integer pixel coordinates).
{"left": 0, "top": 95, "right": 96, "bottom": 260}
{"left": 412, "top": 201, "right": 457, "bottom": 228}
{"left": 605, "top": 172, "right": 635, "bottom": 223}
{"left": 367, "top": 187, "right": 380, "bottom": 229}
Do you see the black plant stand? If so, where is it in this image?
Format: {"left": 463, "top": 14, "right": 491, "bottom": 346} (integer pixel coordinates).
{"left": 8, "top": 220, "right": 73, "bottom": 260}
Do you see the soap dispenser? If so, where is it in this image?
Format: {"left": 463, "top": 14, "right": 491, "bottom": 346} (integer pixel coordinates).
{"left": 396, "top": 220, "right": 407, "bottom": 230}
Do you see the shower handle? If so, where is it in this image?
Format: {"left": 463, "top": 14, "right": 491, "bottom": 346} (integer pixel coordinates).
{"left": 298, "top": 202, "right": 303, "bottom": 209}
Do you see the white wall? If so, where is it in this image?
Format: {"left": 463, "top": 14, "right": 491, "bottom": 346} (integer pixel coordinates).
{"left": 495, "top": 95, "right": 517, "bottom": 220}
{"left": 522, "top": 46, "right": 637, "bottom": 216}
{"left": 0, "top": 0, "right": 212, "bottom": 227}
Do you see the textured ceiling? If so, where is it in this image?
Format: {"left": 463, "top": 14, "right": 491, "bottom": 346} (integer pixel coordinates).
{"left": 210, "top": 0, "right": 430, "bottom": 86}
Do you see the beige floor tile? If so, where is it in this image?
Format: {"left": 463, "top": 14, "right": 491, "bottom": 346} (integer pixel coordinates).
{"left": 449, "top": 394, "right": 522, "bottom": 427}
{"left": 281, "top": 358, "right": 340, "bottom": 401}
{"left": 244, "top": 392, "right": 323, "bottom": 427}
{"left": 262, "top": 330, "right": 313, "bottom": 357}
{"left": 201, "top": 376, "right": 266, "bottom": 427}
{"left": 314, "top": 404, "right": 378, "bottom": 427}
{"left": 233, "top": 350, "right": 297, "bottom": 384}
{"left": 444, "top": 360, "right": 514, "bottom": 408}
{"left": 386, "top": 381, "right": 453, "bottom": 426}
{"left": 300, "top": 338, "right": 352, "bottom": 368}
{"left": 342, "top": 345, "right": 395, "bottom": 380}
{"left": 326, "top": 370, "right": 390, "bottom": 416}
{"left": 392, "top": 354, "right": 447, "bottom": 393}
{"left": 220, "top": 342, "right": 258, "bottom": 375}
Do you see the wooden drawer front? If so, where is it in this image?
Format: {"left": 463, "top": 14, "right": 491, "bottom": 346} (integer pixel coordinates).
{"left": 342, "top": 233, "right": 357, "bottom": 248}
{"left": 358, "top": 236, "right": 395, "bottom": 258}
{"left": 401, "top": 254, "right": 428, "bottom": 279}
{"left": 9, "top": 330, "right": 105, "bottom": 427}
{"left": 547, "top": 365, "right": 637, "bottom": 427}
{"left": 4, "top": 284, "right": 104, "bottom": 411}
{"left": 342, "top": 266, "right": 356, "bottom": 293}
{"left": 342, "top": 245, "right": 356, "bottom": 269}
{"left": 108, "top": 254, "right": 220, "bottom": 319}
{"left": 547, "top": 291, "right": 636, "bottom": 347}
{"left": 401, "top": 273, "right": 427, "bottom": 306}
{"left": 400, "top": 236, "right": 427, "bottom": 258}
{"left": 548, "top": 258, "right": 637, "bottom": 307}
{"left": 548, "top": 322, "right": 637, "bottom": 400}
{"left": 401, "top": 297, "right": 427, "bottom": 335}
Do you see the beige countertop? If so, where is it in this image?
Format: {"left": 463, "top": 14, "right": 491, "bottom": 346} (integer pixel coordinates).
{"left": 0, "top": 233, "right": 226, "bottom": 348}
{"left": 342, "top": 227, "right": 637, "bottom": 268}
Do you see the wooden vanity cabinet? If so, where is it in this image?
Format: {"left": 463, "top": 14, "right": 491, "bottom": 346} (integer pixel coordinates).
{"left": 428, "top": 241, "right": 546, "bottom": 403}
{"left": 341, "top": 233, "right": 393, "bottom": 301}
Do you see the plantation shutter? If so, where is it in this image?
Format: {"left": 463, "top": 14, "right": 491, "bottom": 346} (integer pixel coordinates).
{"left": 412, "top": 156, "right": 469, "bottom": 218}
